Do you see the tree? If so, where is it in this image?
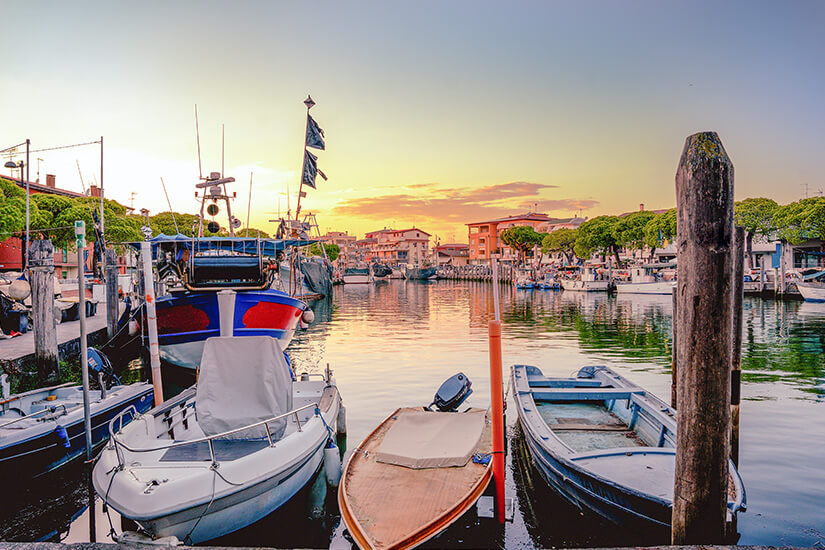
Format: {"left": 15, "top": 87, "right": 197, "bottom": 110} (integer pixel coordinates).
{"left": 735, "top": 198, "right": 778, "bottom": 270}
{"left": 574, "top": 215, "right": 622, "bottom": 265}
{"left": 773, "top": 197, "right": 825, "bottom": 245}
{"left": 0, "top": 178, "right": 26, "bottom": 238}
{"left": 309, "top": 242, "right": 339, "bottom": 261}
{"left": 642, "top": 209, "right": 677, "bottom": 260}
{"left": 541, "top": 228, "right": 578, "bottom": 265}
{"left": 613, "top": 211, "right": 657, "bottom": 254}
{"left": 500, "top": 225, "right": 542, "bottom": 264}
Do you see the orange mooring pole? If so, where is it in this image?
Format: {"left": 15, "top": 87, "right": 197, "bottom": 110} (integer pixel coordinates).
{"left": 489, "top": 258, "right": 506, "bottom": 524}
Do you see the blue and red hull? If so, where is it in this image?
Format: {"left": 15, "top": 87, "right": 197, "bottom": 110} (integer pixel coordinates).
{"left": 152, "top": 289, "right": 307, "bottom": 370}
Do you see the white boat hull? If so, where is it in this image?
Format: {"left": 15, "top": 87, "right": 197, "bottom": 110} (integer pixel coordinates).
{"left": 561, "top": 280, "right": 609, "bottom": 292}
{"left": 615, "top": 281, "right": 676, "bottom": 295}
{"left": 797, "top": 282, "right": 825, "bottom": 302}
{"left": 342, "top": 274, "right": 372, "bottom": 284}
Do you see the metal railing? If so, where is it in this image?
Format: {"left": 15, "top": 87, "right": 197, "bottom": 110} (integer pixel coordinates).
{"left": 108, "top": 402, "right": 317, "bottom": 467}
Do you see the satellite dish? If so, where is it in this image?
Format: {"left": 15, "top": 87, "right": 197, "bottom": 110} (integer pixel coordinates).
{"left": 206, "top": 204, "right": 219, "bottom": 216}
{"left": 207, "top": 221, "right": 220, "bottom": 233}
{"left": 231, "top": 218, "right": 242, "bottom": 229}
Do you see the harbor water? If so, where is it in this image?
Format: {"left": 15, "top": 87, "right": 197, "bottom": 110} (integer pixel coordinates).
{"left": 3, "top": 280, "right": 824, "bottom": 547}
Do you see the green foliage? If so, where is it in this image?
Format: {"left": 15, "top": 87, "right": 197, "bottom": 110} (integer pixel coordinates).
{"left": 0, "top": 178, "right": 26, "bottom": 237}
{"left": 309, "top": 242, "right": 339, "bottom": 261}
{"left": 574, "top": 215, "right": 620, "bottom": 261}
{"left": 774, "top": 197, "right": 825, "bottom": 244}
{"left": 147, "top": 212, "right": 223, "bottom": 237}
{"left": 613, "top": 211, "right": 656, "bottom": 250}
{"left": 642, "top": 208, "right": 677, "bottom": 250}
{"left": 500, "top": 225, "right": 543, "bottom": 261}
{"left": 735, "top": 198, "right": 778, "bottom": 237}
{"left": 241, "top": 227, "right": 270, "bottom": 238}
{"left": 541, "top": 228, "right": 578, "bottom": 262}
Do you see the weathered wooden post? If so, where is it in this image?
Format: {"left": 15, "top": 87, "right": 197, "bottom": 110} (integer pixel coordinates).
{"left": 105, "top": 248, "right": 119, "bottom": 339}
{"left": 30, "top": 239, "right": 59, "bottom": 382}
{"left": 731, "top": 226, "right": 745, "bottom": 467}
{"left": 671, "top": 286, "right": 677, "bottom": 409}
{"left": 672, "top": 132, "right": 734, "bottom": 544}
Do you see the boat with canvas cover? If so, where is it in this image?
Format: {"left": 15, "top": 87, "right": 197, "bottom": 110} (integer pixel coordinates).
{"left": 0, "top": 368, "right": 152, "bottom": 482}
{"left": 615, "top": 263, "right": 676, "bottom": 295}
{"left": 93, "top": 336, "right": 343, "bottom": 544}
{"left": 339, "top": 374, "right": 492, "bottom": 550}
{"left": 560, "top": 265, "right": 609, "bottom": 292}
{"left": 511, "top": 364, "right": 746, "bottom": 532}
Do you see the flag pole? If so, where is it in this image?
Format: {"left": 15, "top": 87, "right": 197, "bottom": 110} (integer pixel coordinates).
{"left": 295, "top": 95, "right": 314, "bottom": 218}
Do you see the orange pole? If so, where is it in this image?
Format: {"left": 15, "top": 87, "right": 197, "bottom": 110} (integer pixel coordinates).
{"left": 488, "top": 318, "right": 506, "bottom": 524}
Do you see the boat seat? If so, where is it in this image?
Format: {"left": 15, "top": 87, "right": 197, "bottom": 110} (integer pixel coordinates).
{"left": 531, "top": 388, "right": 645, "bottom": 401}
{"left": 159, "top": 439, "right": 269, "bottom": 462}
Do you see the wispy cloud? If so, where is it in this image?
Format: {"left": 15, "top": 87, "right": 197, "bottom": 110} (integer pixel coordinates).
{"left": 331, "top": 181, "right": 598, "bottom": 224}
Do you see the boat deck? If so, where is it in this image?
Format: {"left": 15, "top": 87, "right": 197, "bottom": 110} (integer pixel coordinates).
{"left": 536, "top": 402, "right": 646, "bottom": 452}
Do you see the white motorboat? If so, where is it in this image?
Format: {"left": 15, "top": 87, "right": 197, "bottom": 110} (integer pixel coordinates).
{"left": 615, "top": 265, "right": 676, "bottom": 295}
{"left": 561, "top": 266, "right": 609, "bottom": 292}
{"left": 343, "top": 265, "right": 373, "bottom": 284}
{"left": 94, "top": 336, "right": 343, "bottom": 544}
{"left": 797, "top": 281, "right": 825, "bottom": 302}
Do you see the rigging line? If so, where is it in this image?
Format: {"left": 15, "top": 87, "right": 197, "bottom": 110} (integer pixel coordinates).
{"left": 0, "top": 140, "right": 29, "bottom": 154}
{"left": 5, "top": 140, "right": 101, "bottom": 155}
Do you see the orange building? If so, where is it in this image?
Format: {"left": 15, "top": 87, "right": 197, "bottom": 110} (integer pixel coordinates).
{"left": 466, "top": 213, "right": 552, "bottom": 264}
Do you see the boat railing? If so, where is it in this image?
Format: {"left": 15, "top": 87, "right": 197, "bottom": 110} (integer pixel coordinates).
{"left": 0, "top": 402, "right": 69, "bottom": 429}
{"left": 108, "top": 402, "right": 318, "bottom": 468}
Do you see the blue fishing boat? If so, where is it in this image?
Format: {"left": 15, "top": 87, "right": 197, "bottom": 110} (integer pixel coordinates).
{"left": 0, "top": 375, "right": 153, "bottom": 482}
{"left": 511, "top": 364, "right": 746, "bottom": 532}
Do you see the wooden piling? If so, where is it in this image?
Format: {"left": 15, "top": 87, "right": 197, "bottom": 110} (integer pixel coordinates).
{"left": 730, "top": 226, "right": 745, "bottom": 467}
{"left": 671, "top": 286, "right": 677, "bottom": 409}
{"left": 105, "top": 248, "right": 119, "bottom": 339}
{"left": 30, "top": 240, "right": 59, "bottom": 382}
{"left": 672, "top": 132, "right": 734, "bottom": 545}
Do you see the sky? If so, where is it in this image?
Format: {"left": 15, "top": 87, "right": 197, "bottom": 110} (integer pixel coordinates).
{"left": 1, "top": 1, "right": 823, "bottom": 243}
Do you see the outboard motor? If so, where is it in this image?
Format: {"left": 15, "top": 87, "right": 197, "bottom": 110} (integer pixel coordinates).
{"left": 88, "top": 348, "right": 120, "bottom": 396}
{"left": 428, "top": 373, "right": 473, "bottom": 412}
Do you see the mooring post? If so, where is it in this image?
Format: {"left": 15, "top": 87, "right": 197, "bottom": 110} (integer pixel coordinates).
{"left": 672, "top": 132, "right": 734, "bottom": 544}
{"left": 671, "top": 285, "right": 677, "bottom": 409}
{"left": 30, "top": 239, "right": 59, "bottom": 382}
{"left": 489, "top": 257, "right": 506, "bottom": 524}
{"left": 140, "top": 241, "right": 164, "bottom": 406}
{"left": 731, "top": 226, "right": 745, "bottom": 467}
{"left": 105, "top": 248, "right": 119, "bottom": 340}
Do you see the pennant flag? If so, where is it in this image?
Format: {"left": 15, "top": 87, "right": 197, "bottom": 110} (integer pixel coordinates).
{"left": 305, "top": 114, "right": 325, "bottom": 150}
{"left": 317, "top": 168, "right": 328, "bottom": 181}
{"left": 302, "top": 149, "right": 319, "bottom": 189}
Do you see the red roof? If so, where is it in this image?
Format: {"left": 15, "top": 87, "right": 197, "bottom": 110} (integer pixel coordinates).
{"left": 466, "top": 212, "right": 552, "bottom": 226}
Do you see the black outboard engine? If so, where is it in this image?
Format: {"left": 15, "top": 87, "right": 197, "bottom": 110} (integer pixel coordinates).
{"left": 428, "top": 373, "right": 473, "bottom": 412}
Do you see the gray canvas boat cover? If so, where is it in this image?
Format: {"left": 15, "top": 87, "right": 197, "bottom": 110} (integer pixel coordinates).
{"left": 376, "top": 409, "right": 486, "bottom": 469}
{"left": 196, "top": 336, "right": 293, "bottom": 441}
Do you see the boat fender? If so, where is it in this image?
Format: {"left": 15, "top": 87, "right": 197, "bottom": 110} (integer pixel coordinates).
{"left": 324, "top": 443, "right": 342, "bottom": 487}
{"left": 301, "top": 309, "right": 315, "bottom": 324}
{"left": 336, "top": 404, "right": 347, "bottom": 434}
{"left": 54, "top": 424, "right": 71, "bottom": 449}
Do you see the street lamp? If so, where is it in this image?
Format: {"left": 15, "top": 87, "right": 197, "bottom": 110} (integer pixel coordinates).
{"left": 4, "top": 159, "right": 29, "bottom": 270}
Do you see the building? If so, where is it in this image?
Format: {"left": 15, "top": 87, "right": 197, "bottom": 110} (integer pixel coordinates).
{"left": 363, "top": 227, "right": 431, "bottom": 265}
{"left": 320, "top": 231, "right": 358, "bottom": 264}
{"left": 432, "top": 243, "right": 470, "bottom": 266}
{"left": 466, "top": 212, "right": 553, "bottom": 264}
{"left": 535, "top": 216, "right": 587, "bottom": 233}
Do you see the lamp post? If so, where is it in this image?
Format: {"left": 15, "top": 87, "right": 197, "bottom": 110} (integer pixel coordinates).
{"left": 5, "top": 157, "right": 28, "bottom": 270}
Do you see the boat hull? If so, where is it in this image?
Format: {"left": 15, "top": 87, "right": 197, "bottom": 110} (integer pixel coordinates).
{"left": 0, "top": 384, "right": 153, "bottom": 482}
{"left": 343, "top": 275, "right": 372, "bottom": 284}
{"left": 797, "top": 282, "right": 825, "bottom": 302}
{"left": 153, "top": 289, "right": 306, "bottom": 370}
{"left": 561, "top": 280, "right": 609, "bottom": 292}
{"left": 403, "top": 267, "right": 437, "bottom": 280}
{"left": 615, "top": 281, "right": 675, "bottom": 295}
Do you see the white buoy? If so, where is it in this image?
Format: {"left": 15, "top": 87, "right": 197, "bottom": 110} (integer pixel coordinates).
{"left": 336, "top": 403, "right": 347, "bottom": 434}
{"left": 301, "top": 309, "right": 315, "bottom": 324}
{"left": 8, "top": 278, "right": 30, "bottom": 301}
{"left": 324, "top": 443, "right": 342, "bottom": 488}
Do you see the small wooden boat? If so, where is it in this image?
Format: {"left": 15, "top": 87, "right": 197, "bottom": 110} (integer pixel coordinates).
{"left": 339, "top": 406, "right": 493, "bottom": 550}
{"left": 512, "top": 364, "right": 746, "bottom": 532}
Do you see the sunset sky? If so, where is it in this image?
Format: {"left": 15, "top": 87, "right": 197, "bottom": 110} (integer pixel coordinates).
{"left": 1, "top": 1, "right": 823, "bottom": 243}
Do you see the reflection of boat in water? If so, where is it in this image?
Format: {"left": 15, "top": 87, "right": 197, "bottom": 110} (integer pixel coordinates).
{"left": 511, "top": 364, "right": 746, "bottom": 533}
{"left": 561, "top": 266, "right": 609, "bottom": 292}
{"left": 615, "top": 264, "right": 676, "bottom": 295}
{"left": 94, "top": 336, "right": 343, "bottom": 544}
{"left": 402, "top": 265, "right": 437, "bottom": 280}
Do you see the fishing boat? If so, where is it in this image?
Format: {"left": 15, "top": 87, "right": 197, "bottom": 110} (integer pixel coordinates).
{"left": 514, "top": 268, "right": 536, "bottom": 289}
{"left": 0, "top": 370, "right": 153, "bottom": 481}
{"left": 615, "top": 264, "right": 676, "bottom": 295}
{"left": 142, "top": 235, "right": 314, "bottom": 371}
{"left": 339, "top": 374, "right": 492, "bottom": 550}
{"left": 560, "top": 265, "right": 609, "bottom": 292}
{"left": 343, "top": 264, "right": 373, "bottom": 284}
{"left": 93, "top": 335, "right": 343, "bottom": 544}
{"left": 795, "top": 269, "right": 825, "bottom": 302}
{"left": 511, "top": 364, "right": 746, "bottom": 532}
{"left": 389, "top": 268, "right": 404, "bottom": 279}
{"left": 401, "top": 265, "right": 437, "bottom": 280}
{"left": 537, "top": 273, "right": 561, "bottom": 290}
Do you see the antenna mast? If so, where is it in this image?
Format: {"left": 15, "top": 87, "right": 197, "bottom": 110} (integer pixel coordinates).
{"left": 195, "top": 104, "right": 203, "bottom": 180}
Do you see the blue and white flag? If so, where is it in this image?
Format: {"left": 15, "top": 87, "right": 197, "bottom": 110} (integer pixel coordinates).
{"left": 302, "top": 149, "right": 319, "bottom": 189}
{"left": 305, "top": 114, "right": 325, "bottom": 150}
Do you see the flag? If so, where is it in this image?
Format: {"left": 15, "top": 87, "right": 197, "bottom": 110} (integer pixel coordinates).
{"left": 302, "top": 149, "right": 319, "bottom": 189}
{"left": 305, "top": 114, "right": 325, "bottom": 150}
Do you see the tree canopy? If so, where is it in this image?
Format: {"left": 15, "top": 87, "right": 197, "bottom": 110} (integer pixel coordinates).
{"left": 734, "top": 198, "right": 778, "bottom": 238}
{"left": 574, "top": 215, "right": 621, "bottom": 264}
{"left": 773, "top": 197, "right": 825, "bottom": 244}
{"left": 500, "top": 226, "right": 543, "bottom": 261}
{"left": 613, "top": 211, "right": 657, "bottom": 250}
{"left": 541, "top": 228, "right": 578, "bottom": 264}
{"left": 309, "top": 242, "right": 339, "bottom": 261}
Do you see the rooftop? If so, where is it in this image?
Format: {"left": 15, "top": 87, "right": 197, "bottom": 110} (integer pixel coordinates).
{"left": 466, "top": 212, "right": 553, "bottom": 226}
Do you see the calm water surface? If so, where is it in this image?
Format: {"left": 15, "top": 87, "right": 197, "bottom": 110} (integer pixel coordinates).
{"left": 4, "top": 280, "right": 824, "bottom": 547}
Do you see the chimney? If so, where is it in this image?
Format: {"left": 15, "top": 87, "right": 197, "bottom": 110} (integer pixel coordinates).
{"left": 46, "top": 174, "right": 56, "bottom": 189}
{"left": 639, "top": 203, "right": 645, "bottom": 211}
{"left": 90, "top": 185, "right": 100, "bottom": 198}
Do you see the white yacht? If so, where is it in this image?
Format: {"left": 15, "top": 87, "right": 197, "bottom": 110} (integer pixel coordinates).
{"left": 615, "top": 264, "right": 676, "bottom": 295}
